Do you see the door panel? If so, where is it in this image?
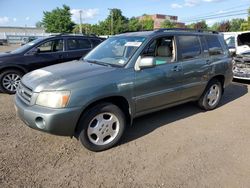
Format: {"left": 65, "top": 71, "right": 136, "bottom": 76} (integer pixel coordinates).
{"left": 176, "top": 35, "right": 210, "bottom": 100}
{"left": 180, "top": 58, "right": 210, "bottom": 100}
{"left": 24, "top": 39, "right": 65, "bottom": 71}
{"left": 134, "top": 62, "right": 183, "bottom": 114}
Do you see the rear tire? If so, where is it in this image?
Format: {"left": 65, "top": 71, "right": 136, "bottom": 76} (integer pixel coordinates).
{"left": 78, "top": 103, "right": 126, "bottom": 152}
{"left": 198, "top": 79, "right": 222, "bottom": 110}
{"left": 0, "top": 69, "right": 23, "bottom": 94}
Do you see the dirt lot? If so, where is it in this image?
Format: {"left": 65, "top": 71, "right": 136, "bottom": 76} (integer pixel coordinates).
{"left": 1, "top": 45, "right": 250, "bottom": 187}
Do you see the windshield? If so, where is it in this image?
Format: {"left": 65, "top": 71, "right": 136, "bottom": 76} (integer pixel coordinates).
{"left": 84, "top": 36, "right": 146, "bottom": 66}
{"left": 225, "top": 36, "right": 235, "bottom": 48}
{"left": 11, "top": 37, "right": 45, "bottom": 54}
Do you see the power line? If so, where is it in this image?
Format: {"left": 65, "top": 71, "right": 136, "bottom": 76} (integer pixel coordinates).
{"left": 183, "top": 9, "right": 248, "bottom": 22}
{"left": 185, "top": 12, "right": 248, "bottom": 23}
{"left": 183, "top": 3, "right": 250, "bottom": 20}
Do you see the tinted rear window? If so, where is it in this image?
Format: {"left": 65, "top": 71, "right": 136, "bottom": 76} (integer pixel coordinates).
{"left": 90, "top": 39, "right": 102, "bottom": 47}
{"left": 205, "top": 35, "right": 223, "bottom": 56}
{"left": 178, "top": 35, "right": 201, "bottom": 60}
{"left": 67, "top": 38, "right": 91, "bottom": 50}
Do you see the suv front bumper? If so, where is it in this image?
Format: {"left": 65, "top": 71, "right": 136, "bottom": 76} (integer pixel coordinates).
{"left": 15, "top": 95, "right": 82, "bottom": 136}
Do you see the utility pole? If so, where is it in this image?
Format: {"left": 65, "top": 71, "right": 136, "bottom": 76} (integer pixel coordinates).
{"left": 108, "top": 8, "right": 114, "bottom": 35}
{"left": 79, "top": 10, "right": 83, "bottom": 34}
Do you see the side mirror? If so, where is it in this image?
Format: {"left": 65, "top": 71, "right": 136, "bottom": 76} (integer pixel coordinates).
{"left": 138, "top": 57, "right": 155, "bottom": 69}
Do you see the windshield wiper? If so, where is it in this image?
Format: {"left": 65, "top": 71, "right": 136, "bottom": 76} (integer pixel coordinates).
{"left": 85, "top": 59, "right": 112, "bottom": 67}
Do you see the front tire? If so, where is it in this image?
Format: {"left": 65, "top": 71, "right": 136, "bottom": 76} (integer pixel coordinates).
{"left": 198, "top": 79, "right": 222, "bottom": 110}
{"left": 78, "top": 103, "right": 126, "bottom": 152}
{"left": 0, "top": 69, "right": 23, "bottom": 94}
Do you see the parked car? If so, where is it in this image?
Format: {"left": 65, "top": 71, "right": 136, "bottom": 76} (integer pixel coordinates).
{"left": 20, "top": 36, "right": 38, "bottom": 46}
{"left": 15, "top": 29, "right": 233, "bottom": 151}
{"left": 233, "top": 52, "right": 250, "bottom": 80}
{"left": 0, "top": 34, "right": 104, "bottom": 94}
{"left": 0, "top": 39, "right": 8, "bottom": 46}
{"left": 224, "top": 31, "right": 250, "bottom": 56}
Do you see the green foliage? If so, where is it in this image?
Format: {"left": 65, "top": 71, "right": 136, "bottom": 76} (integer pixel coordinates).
{"left": 35, "top": 21, "right": 43, "bottom": 28}
{"left": 210, "top": 22, "right": 220, "bottom": 31}
{"left": 42, "top": 5, "right": 75, "bottom": 33}
{"left": 186, "top": 23, "right": 195, "bottom": 29}
{"left": 240, "top": 22, "right": 249, "bottom": 31}
{"left": 193, "top": 20, "right": 208, "bottom": 30}
{"left": 229, "top": 19, "right": 245, "bottom": 31}
{"left": 73, "top": 24, "right": 92, "bottom": 34}
{"left": 140, "top": 15, "right": 154, "bottom": 30}
{"left": 106, "top": 9, "right": 128, "bottom": 34}
{"left": 160, "top": 20, "right": 175, "bottom": 28}
{"left": 128, "top": 17, "right": 141, "bottom": 31}
{"left": 239, "top": 8, "right": 250, "bottom": 31}
{"left": 218, "top": 21, "right": 230, "bottom": 32}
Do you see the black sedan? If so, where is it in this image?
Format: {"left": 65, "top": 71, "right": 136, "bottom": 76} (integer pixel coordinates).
{"left": 0, "top": 34, "right": 104, "bottom": 94}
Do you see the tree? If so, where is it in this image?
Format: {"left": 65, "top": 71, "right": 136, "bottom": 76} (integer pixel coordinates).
{"left": 128, "top": 17, "right": 141, "bottom": 31}
{"left": 106, "top": 9, "right": 128, "bottom": 34}
{"left": 161, "top": 20, "right": 175, "bottom": 28}
{"left": 42, "top": 5, "right": 75, "bottom": 33}
{"left": 140, "top": 15, "right": 154, "bottom": 30}
{"left": 218, "top": 21, "right": 230, "bottom": 32}
{"left": 241, "top": 7, "right": 250, "bottom": 31}
{"left": 186, "top": 23, "right": 196, "bottom": 29}
{"left": 35, "top": 21, "right": 43, "bottom": 28}
{"left": 73, "top": 24, "right": 92, "bottom": 34}
{"left": 210, "top": 22, "right": 220, "bottom": 31}
{"left": 193, "top": 20, "right": 208, "bottom": 30}
{"left": 229, "top": 18, "right": 245, "bottom": 31}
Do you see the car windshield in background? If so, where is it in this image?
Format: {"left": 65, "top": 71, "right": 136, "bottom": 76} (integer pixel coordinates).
{"left": 11, "top": 38, "right": 44, "bottom": 54}
{"left": 84, "top": 36, "right": 146, "bottom": 67}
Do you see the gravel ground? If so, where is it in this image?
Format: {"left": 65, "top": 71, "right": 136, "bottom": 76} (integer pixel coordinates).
{"left": 0, "top": 45, "right": 250, "bottom": 187}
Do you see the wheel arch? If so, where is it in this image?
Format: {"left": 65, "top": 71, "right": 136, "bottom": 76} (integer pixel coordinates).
{"left": 0, "top": 66, "right": 27, "bottom": 75}
{"left": 209, "top": 75, "right": 225, "bottom": 93}
{"left": 74, "top": 95, "right": 132, "bottom": 137}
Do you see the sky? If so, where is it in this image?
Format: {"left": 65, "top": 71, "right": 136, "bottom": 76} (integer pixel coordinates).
{"left": 0, "top": 0, "right": 249, "bottom": 27}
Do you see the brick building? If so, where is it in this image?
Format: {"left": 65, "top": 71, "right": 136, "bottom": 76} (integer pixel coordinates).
{"left": 138, "top": 14, "right": 185, "bottom": 29}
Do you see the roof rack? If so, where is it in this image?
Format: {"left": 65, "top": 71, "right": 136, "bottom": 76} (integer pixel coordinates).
{"left": 154, "top": 28, "right": 218, "bottom": 34}
{"left": 49, "top": 33, "right": 100, "bottom": 37}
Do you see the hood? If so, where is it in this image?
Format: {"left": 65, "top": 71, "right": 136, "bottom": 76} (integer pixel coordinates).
{"left": 21, "top": 60, "right": 116, "bottom": 92}
{"left": 0, "top": 52, "right": 17, "bottom": 58}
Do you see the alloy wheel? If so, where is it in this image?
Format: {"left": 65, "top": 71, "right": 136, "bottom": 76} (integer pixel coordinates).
{"left": 2, "top": 73, "right": 21, "bottom": 92}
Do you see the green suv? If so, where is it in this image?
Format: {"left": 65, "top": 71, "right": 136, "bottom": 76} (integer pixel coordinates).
{"left": 15, "top": 29, "right": 233, "bottom": 151}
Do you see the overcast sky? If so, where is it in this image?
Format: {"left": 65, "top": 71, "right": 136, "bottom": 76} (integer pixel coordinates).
{"left": 0, "top": 0, "right": 249, "bottom": 27}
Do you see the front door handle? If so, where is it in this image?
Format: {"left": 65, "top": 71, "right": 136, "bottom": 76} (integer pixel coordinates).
{"left": 172, "top": 65, "right": 182, "bottom": 72}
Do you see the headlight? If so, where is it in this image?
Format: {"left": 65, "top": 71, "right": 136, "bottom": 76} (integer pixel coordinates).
{"left": 36, "top": 91, "right": 70, "bottom": 108}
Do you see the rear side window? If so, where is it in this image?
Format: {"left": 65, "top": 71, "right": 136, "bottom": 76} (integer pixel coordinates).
{"left": 67, "top": 38, "right": 91, "bottom": 50}
{"left": 90, "top": 39, "right": 102, "bottom": 47}
{"left": 205, "top": 35, "right": 223, "bottom": 56}
{"left": 178, "top": 35, "right": 201, "bottom": 60}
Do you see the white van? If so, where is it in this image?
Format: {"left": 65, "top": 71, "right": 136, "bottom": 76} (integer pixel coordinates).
{"left": 223, "top": 31, "right": 250, "bottom": 55}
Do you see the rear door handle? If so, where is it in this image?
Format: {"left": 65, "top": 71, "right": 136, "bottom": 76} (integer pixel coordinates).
{"left": 172, "top": 65, "right": 182, "bottom": 72}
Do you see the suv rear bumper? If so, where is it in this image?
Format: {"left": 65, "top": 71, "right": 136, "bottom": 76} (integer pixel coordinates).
{"left": 15, "top": 95, "right": 82, "bottom": 136}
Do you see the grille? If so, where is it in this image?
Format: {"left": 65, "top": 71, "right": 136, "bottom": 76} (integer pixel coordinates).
{"left": 17, "top": 82, "right": 33, "bottom": 104}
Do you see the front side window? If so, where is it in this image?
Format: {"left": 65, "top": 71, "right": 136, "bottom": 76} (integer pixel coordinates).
{"left": 205, "top": 35, "right": 223, "bottom": 56}
{"left": 67, "top": 39, "right": 91, "bottom": 50}
{"left": 37, "top": 39, "right": 63, "bottom": 53}
{"left": 84, "top": 36, "right": 145, "bottom": 67}
{"left": 142, "top": 36, "right": 176, "bottom": 65}
{"left": 178, "top": 35, "right": 201, "bottom": 60}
